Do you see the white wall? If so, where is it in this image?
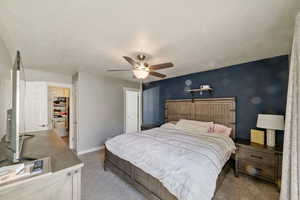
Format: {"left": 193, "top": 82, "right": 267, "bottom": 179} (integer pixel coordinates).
{"left": 77, "top": 72, "right": 139, "bottom": 153}
{"left": 0, "top": 36, "right": 11, "bottom": 138}
{"left": 0, "top": 36, "right": 11, "bottom": 79}
{"left": 23, "top": 69, "right": 72, "bottom": 84}
{"left": 0, "top": 80, "right": 11, "bottom": 139}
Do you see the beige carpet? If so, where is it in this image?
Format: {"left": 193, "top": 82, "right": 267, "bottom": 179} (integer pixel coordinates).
{"left": 79, "top": 150, "right": 279, "bottom": 200}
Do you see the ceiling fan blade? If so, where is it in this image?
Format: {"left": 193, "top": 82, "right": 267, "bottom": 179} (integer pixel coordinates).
{"left": 123, "top": 56, "right": 138, "bottom": 66}
{"left": 106, "top": 69, "right": 132, "bottom": 72}
{"left": 149, "top": 71, "right": 166, "bottom": 78}
{"left": 149, "top": 62, "right": 173, "bottom": 70}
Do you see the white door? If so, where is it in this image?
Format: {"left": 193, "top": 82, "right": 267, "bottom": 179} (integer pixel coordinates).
{"left": 24, "top": 81, "right": 48, "bottom": 132}
{"left": 125, "top": 90, "right": 140, "bottom": 133}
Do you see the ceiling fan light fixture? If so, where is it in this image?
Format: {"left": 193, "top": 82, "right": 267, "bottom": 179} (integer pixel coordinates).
{"left": 107, "top": 55, "right": 173, "bottom": 79}
{"left": 133, "top": 68, "right": 149, "bottom": 79}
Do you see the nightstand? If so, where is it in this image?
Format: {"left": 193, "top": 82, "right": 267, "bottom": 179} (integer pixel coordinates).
{"left": 141, "top": 123, "right": 161, "bottom": 130}
{"left": 235, "top": 139, "right": 282, "bottom": 189}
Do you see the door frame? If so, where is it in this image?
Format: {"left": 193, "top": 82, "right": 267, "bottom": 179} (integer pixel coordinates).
{"left": 123, "top": 87, "right": 142, "bottom": 133}
{"left": 47, "top": 82, "right": 75, "bottom": 150}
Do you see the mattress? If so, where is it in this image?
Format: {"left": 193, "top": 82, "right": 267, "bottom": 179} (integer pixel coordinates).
{"left": 105, "top": 127, "right": 236, "bottom": 200}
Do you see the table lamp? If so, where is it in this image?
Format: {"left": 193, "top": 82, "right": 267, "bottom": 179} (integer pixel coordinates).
{"left": 256, "top": 114, "right": 284, "bottom": 147}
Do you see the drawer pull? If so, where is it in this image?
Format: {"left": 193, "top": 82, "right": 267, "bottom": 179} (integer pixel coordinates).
{"left": 250, "top": 155, "right": 263, "bottom": 159}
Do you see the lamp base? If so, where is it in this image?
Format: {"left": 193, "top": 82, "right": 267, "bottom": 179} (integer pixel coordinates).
{"left": 266, "top": 129, "right": 275, "bottom": 147}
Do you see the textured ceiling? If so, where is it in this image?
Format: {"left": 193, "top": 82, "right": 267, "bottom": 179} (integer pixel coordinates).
{"left": 0, "top": 0, "right": 299, "bottom": 82}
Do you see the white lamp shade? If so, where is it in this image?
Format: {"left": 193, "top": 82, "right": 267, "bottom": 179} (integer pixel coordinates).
{"left": 256, "top": 114, "right": 285, "bottom": 130}
{"left": 133, "top": 69, "right": 149, "bottom": 79}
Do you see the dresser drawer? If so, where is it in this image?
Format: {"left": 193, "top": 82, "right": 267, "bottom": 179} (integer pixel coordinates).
{"left": 239, "top": 159, "right": 275, "bottom": 181}
{"left": 238, "top": 147, "right": 275, "bottom": 165}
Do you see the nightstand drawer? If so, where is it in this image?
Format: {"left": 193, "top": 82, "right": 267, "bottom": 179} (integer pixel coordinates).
{"left": 239, "top": 159, "right": 275, "bottom": 181}
{"left": 235, "top": 140, "right": 283, "bottom": 186}
{"left": 239, "top": 148, "right": 275, "bottom": 165}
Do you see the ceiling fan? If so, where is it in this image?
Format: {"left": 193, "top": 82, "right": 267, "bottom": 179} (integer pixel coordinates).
{"left": 106, "top": 54, "right": 174, "bottom": 79}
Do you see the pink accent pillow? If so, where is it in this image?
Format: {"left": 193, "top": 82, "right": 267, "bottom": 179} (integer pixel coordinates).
{"left": 207, "top": 125, "right": 214, "bottom": 133}
{"left": 212, "top": 124, "right": 232, "bottom": 137}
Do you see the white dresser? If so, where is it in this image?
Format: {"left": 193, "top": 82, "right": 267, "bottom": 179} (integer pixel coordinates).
{"left": 0, "top": 130, "right": 83, "bottom": 200}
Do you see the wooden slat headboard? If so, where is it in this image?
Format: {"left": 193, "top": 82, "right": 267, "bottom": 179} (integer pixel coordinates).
{"left": 165, "top": 97, "right": 236, "bottom": 139}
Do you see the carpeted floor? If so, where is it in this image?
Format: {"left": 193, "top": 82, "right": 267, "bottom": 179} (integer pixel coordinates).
{"left": 79, "top": 150, "right": 279, "bottom": 200}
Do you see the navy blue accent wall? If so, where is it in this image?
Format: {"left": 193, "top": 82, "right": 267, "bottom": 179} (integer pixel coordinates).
{"left": 143, "top": 56, "right": 289, "bottom": 143}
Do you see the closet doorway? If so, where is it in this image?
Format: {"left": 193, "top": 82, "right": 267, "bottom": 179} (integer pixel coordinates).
{"left": 48, "top": 85, "right": 71, "bottom": 146}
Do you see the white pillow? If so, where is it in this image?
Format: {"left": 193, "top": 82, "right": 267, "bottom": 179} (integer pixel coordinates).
{"left": 178, "top": 125, "right": 209, "bottom": 135}
{"left": 175, "top": 119, "right": 213, "bottom": 129}
{"left": 160, "top": 123, "right": 176, "bottom": 129}
{"left": 175, "top": 119, "right": 211, "bottom": 135}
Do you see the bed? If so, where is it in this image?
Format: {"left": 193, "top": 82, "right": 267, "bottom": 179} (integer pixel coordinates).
{"left": 104, "top": 97, "right": 236, "bottom": 200}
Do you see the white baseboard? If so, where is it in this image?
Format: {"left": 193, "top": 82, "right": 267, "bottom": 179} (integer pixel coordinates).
{"left": 77, "top": 145, "right": 105, "bottom": 155}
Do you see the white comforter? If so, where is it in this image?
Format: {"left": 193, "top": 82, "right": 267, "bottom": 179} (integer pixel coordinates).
{"left": 105, "top": 127, "right": 236, "bottom": 200}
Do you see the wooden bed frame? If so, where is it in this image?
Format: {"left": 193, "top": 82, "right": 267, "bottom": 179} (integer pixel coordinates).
{"left": 104, "top": 97, "right": 236, "bottom": 200}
